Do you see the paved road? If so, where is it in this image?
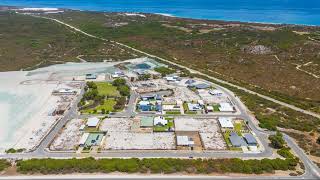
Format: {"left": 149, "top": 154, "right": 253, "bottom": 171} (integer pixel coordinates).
{"left": 6, "top": 14, "right": 319, "bottom": 179}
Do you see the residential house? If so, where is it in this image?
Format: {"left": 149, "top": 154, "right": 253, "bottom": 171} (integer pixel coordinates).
{"left": 177, "top": 136, "right": 194, "bottom": 146}
{"left": 218, "top": 117, "right": 234, "bottom": 129}
{"left": 194, "top": 83, "right": 210, "bottom": 89}
{"left": 229, "top": 132, "right": 247, "bottom": 147}
{"left": 219, "top": 102, "right": 234, "bottom": 112}
{"left": 86, "top": 117, "right": 100, "bottom": 128}
{"left": 243, "top": 133, "right": 258, "bottom": 146}
{"left": 85, "top": 73, "right": 97, "bottom": 80}
{"left": 187, "top": 103, "right": 202, "bottom": 111}
{"left": 153, "top": 116, "right": 168, "bottom": 126}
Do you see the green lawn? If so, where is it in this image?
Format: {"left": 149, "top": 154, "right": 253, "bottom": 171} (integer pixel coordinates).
{"left": 81, "top": 99, "right": 116, "bottom": 114}
{"left": 223, "top": 131, "right": 232, "bottom": 147}
{"left": 212, "top": 104, "right": 220, "bottom": 112}
{"left": 234, "top": 123, "right": 242, "bottom": 133}
{"left": 95, "top": 82, "right": 120, "bottom": 97}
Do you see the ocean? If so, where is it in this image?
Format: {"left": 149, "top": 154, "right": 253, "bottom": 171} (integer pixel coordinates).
{"left": 1, "top": 0, "right": 320, "bottom": 25}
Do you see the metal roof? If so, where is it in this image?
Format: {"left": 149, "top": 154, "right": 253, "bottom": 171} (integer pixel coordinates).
{"left": 244, "top": 133, "right": 257, "bottom": 145}
{"left": 85, "top": 133, "right": 104, "bottom": 146}
{"left": 218, "top": 117, "right": 234, "bottom": 128}
{"left": 219, "top": 102, "right": 234, "bottom": 112}
{"left": 86, "top": 117, "right": 100, "bottom": 127}
{"left": 177, "top": 136, "right": 194, "bottom": 146}
{"left": 229, "top": 132, "right": 247, "bottom": 147}
{"left": 195, "top": 83, "right": 210, "bottom": 89}
{"left": 185, "top": 79, "right": 196, "bottom": 84}
{"left": 140, "top": 117, "right": 154, "bottom": 127}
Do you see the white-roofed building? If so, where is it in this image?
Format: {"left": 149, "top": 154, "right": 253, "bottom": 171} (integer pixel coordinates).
{"left": 187, "top": 103, "right": 201, "bottom": 111}
{"left": 177, "top": 136, "right": 194, "bottom": 146}
{"left": 79, "top": 124, "right": 85, "bottom": 131}
{"left": 218, "top": 117, "right": 234, "bottom": 129}
{"left": 52, "top": 88, "right": 77, "bottom": 95}
{"left": 86, "top": 117, "right": 100, "bottom": 128}
{"left": 139, "top": 101, "right": 150, "bottom": 106}
{"left": 79, "top": 133, "right": 89, "bottom": 146}
{"left": 209, "top": 89, "right": 223, "bottom": 96}
{"left": 162, "top": 104, "right": 181, "bottom": 112}
{"left": 198, "top": 100, "right": 204, "bottom": 106}
{"left": 154, "top": 116, "right": 168, "bottom": 126}
{"left": 219, "top": 102, "right": 234, "bottom": 112}
{"left": 206, "top": 106, "right": 214, "bottom": 112}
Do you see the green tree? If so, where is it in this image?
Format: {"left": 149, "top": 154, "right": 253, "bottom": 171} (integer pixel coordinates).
{"left": 269, "top": 132, "right": 285, "bottom": 149}
{"left": 112, "top": 78, "right": 126, "bottom": 87}
{"left": 138, "top": 74, "right": 151, "bottom": 80}
{"left": 117, "top": 85, "right": 130, "bottom": 97}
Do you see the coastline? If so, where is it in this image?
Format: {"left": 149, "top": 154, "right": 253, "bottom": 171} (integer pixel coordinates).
{"left": 0, "top": 3, "right": 320, "bottom": 27}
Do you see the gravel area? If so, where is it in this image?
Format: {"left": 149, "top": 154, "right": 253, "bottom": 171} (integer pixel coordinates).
{"left": 50, "top": 119, "right": 84, "bottom": 151}
{"left": 99, "top": 118, "right": 132, "bottom": 132}
{"left": 133, "top": 79, "right": 174, "bottom": 93}
{"left": 197, "top": 89, "right": 229, "bottom": 104}
{"left": 174, "top": 117, "right": 226, "bottom": 150}
{"left": 164, "top": 87, "right": 200, "bottom": 103}
{"left": 104, "top": 132, "right": 176, "bottom": 150}
{"left": 200, "top": 132, "right": 227, "bottom": 150}
{"left": 174, "top": 117, "right": 219, "bottom": 132}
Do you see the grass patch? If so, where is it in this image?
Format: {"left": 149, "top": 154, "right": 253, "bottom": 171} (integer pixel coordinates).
{"left": 0, "top": 160, "right": 10, "bottom": 172}
{"left": 81, "top": 99, "right": 116, "bottom": 114}
{"left": 212, "top": 104, "right": 220, "bottom": 112}
{"left": 95, "top": 82, "right": 120, "bottom": 97}
{"left": 223, "top": 131, "right": 232, "bottom": 147}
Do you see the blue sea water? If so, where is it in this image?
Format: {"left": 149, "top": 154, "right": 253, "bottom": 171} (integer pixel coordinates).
{"left": 1, "top": 0, "right": 320, "bottom": 25}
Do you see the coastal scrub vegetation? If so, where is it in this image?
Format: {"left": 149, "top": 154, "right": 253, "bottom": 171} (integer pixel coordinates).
{"left": 0, "top": 159, "right": 10, "bottom": 171}
{"left": 0, "top": 11, "right": 137, "bottom": 71}
{"left": 269, "top": 132, "right": 285, "bottom": 149}
{"left": 45, "top": 10, "right": 320, "bottom": 114}
{"left": 154, "top": 66, "right": 176, "bottom": 77}
{"left": 16, "top": 157, "right": 298, "bottom": 175}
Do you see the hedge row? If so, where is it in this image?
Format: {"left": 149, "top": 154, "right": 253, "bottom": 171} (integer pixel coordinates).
{"left": 17, "top": 157, "right": 298, "bottom": 175}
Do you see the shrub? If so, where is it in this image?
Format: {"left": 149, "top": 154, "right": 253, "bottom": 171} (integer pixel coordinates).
{"left": 154, "top": 66, "right": 175, "bottom": 77}
{"left": 0, "top": 159, "right": 10, "bottom": 171}
{"left": 16, "top": 157, "right": 298, "bottom": 175}
{"left": 269, "top": 132, "right": 285, "bottom": 149}
{"left": 277, "top": 147, "right": 294, "bottom": 159}
{"left": 112, "top": 78, "right": 126, "bottom": 87}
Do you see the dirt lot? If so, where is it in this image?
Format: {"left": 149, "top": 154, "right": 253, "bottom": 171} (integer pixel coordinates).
{"left": 50, "top": 119, "right": 84, "bottom": 151}
{"left": 99, "top": 118, "right": 133, "bottom": 132}
{"left": 174, "top": 117, "right": 226, "bottom": 150}
{"left": 103, "top": 132, "right": 176, "bottom": 150}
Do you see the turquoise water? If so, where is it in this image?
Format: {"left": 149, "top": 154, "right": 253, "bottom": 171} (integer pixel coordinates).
{"left": 1, "top": 0, "right": 320, "bottom": 25}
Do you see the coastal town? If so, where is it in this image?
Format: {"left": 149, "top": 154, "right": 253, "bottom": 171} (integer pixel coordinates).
{"left": 1, "top": 58, "right": 261, "bottom": 154}
{"left": 0, "top": 5, "right": 319, "bottom": 180}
